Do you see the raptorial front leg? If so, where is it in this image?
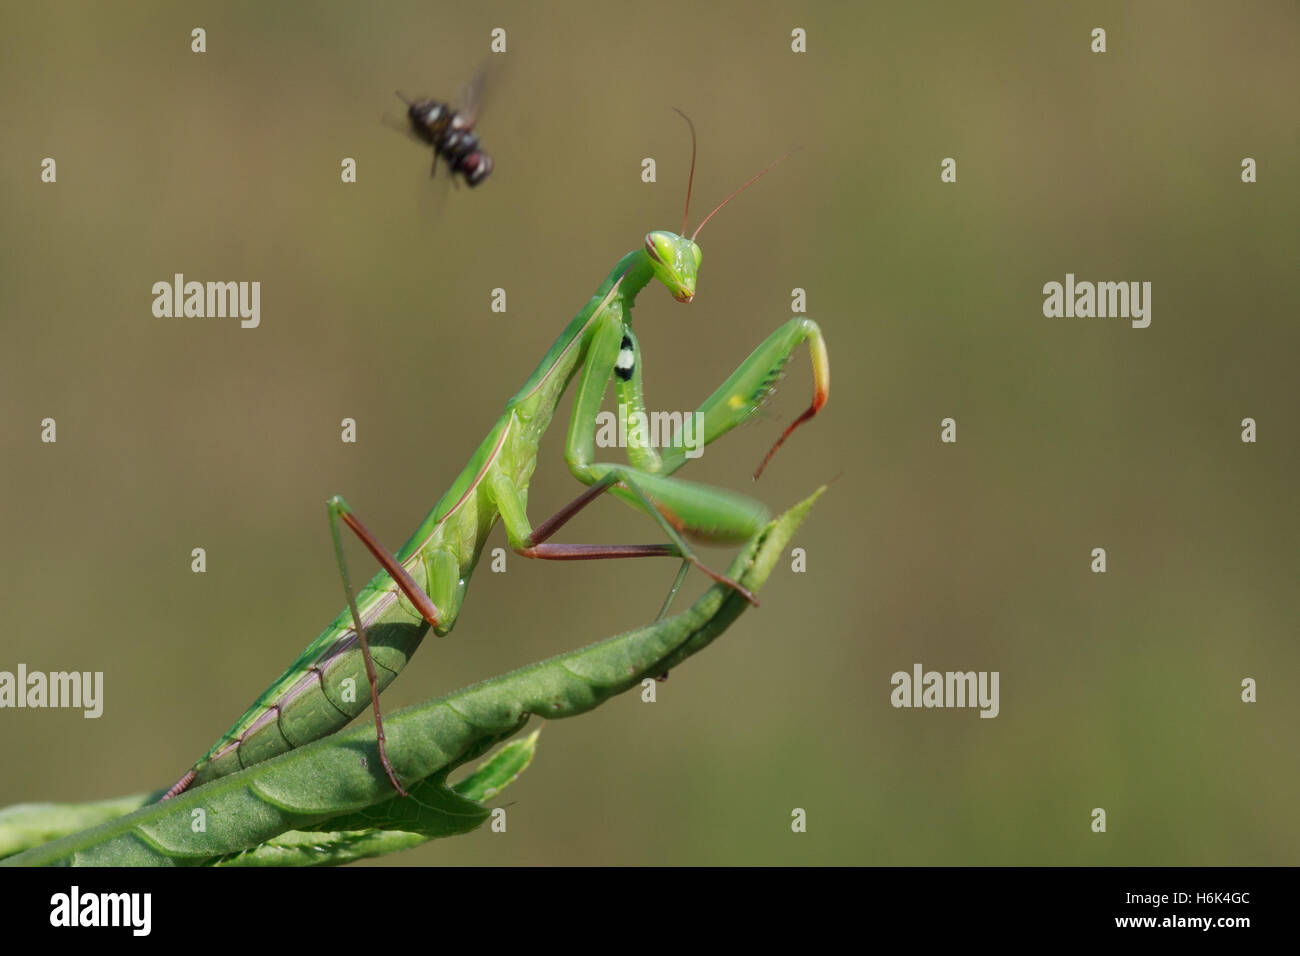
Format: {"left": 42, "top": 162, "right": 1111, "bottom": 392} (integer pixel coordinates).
{"left": 655, "top": 316, "right": 830, "bottom": 479}
{"left": 553, "top": 314, "right": 830, "bottom": 612}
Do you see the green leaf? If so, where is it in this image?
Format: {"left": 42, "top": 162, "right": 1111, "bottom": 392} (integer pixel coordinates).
{"left": 210, "top": 735, "right": 539, "bottom": 866}
{"left": 0, "top": 489, "right": 821, "bottom": 866}
{"left": 0, "top": 794, "right": 156, "bottom": 860}
{"left": 452, "top": 730, "right": 538, "bottom": 803}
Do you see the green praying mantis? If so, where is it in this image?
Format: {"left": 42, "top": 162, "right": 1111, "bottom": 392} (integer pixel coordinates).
{"left": 162, "top": 113, "right": 830, "bottom": 800}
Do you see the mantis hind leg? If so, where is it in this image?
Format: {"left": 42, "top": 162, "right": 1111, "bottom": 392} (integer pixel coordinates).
{"left": 327, "top": 495, "right": 453, "bottom": 798}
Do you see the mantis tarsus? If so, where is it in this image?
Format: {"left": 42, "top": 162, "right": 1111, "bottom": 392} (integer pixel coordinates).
{"left": 162, "top": 114, "right": 830, "bottom": 800}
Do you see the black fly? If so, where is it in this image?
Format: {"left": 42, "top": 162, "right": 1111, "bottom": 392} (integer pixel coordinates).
{"left": 396, "top": 67, "right": 494, "bottom": 187}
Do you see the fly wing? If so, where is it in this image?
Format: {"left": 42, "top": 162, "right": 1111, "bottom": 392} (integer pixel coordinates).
{"left": 456, "top": 58, "right": 503, "bottom": 130}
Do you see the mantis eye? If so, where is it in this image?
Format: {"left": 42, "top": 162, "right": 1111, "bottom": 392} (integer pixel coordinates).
{"left": 643, "top": 234, "right": 662, "bottom": 263}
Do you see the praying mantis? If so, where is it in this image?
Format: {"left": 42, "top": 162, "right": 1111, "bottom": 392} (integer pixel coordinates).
{"left": 161, "top": 113, "right": 830, "bottom": 800}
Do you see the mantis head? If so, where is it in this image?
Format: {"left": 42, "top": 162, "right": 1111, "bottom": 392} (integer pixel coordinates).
{"left": 644, "top": 231, "right": 701, "bottom": 303}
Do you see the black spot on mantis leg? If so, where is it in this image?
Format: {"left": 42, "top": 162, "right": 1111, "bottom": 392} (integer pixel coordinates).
{"left": 615, "top": 333, "right": 635, "bottom": 381}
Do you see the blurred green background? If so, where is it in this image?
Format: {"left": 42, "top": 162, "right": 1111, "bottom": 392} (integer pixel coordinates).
{"left": 1, "top": 1, "right": 1296, "bottom": 865}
